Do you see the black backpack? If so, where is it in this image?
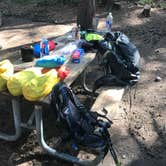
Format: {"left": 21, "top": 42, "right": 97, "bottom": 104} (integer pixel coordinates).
{"left": 51, "top": 82, "right": 120, "bottom": 166}
{"left": 93, "top": 32, "right": 140, "bottom": 91}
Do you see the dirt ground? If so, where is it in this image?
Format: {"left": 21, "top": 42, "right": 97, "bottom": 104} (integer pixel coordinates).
{"left": 0, "top": 1, "right": 166, "bottom": 166}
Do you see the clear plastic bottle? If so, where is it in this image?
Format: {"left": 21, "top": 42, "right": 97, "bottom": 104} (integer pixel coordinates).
{"left": 40, "top": 38, "right": 49, "bottom": 58}
{"left": 44, "top": 39, "right": 49, "bottom": 55}
{"left": 76, "top": 25, "right": 81, "bottom": 40}
{"left": 106, "top": 12, "right": 113, "bottom": 32}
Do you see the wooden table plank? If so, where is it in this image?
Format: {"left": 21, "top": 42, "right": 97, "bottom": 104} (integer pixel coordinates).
{"left": 65, "top": 52, "right": 96, "bottom": 86}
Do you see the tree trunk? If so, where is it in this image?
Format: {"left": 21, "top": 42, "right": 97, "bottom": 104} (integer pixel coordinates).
{"left": 77, "top": 0, "right": 96, "bottom": 30}
{"left": 0, "top": 11, "right": 2, "bottom": 27}
{"left": 141, "top": 4, "right": 151, "bottom": 17}
{"left": 101, "top": 0, "right": 114, "bottom": 10}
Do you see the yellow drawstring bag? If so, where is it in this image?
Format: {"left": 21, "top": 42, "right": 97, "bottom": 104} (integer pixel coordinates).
{"left": 22, "top": 69, "right": 60, "bottom": 101}
{"left": 0, "top": 59, "right": 14, "bottom": 91}
{"left": 7, "top": 68, "right": 41, "bottom": 96}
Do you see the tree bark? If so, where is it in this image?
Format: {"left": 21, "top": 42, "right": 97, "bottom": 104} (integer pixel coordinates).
{"left": 101, "top": 0, "right": 114, "bottom": 10}
{"left": 77, "top": 0, "right": 96, "bottom": 30}
{"left": 141, "top": 4, "right": 151, "bottom": 17}
{"left": 0, "top": 11, "right": 2, "bottom": 27}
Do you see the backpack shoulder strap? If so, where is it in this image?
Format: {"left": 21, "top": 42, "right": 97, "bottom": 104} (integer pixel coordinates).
{"left": 51, "top": 82, "right": 87, "bottom": 113}
{"left": 62, "top": 85, "right": 87, "bottom": 113}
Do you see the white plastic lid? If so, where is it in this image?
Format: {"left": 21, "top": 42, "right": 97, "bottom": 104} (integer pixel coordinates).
{"left": 109, "top": 12, "right": 112, "bottom": 17}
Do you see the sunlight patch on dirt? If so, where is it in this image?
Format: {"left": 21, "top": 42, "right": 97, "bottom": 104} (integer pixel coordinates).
{"left": 0, "top": 23, "right": 74, "bottom": 49}
{"left": 125, "top": 9, "right": 144, "bottom": 26}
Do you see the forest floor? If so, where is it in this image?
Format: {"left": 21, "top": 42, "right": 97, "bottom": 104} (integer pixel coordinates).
{"left": 0, "top": 1, "right": 166, "bottom": 166}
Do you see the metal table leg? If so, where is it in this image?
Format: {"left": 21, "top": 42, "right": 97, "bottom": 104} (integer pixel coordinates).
{"left": 21, "top": 111, "right": 36, "bottom": 130}
{"left": 34, "top": 105, "right": 104, "bottom": 166}
{"left": 0, "top": 99, "right": 22, "bottom": 141}
{"left": 82, "top": 67, "right": 99, "bottom": 97}
{"left": 82, "top": 68, "right": 93, "bottom": 94}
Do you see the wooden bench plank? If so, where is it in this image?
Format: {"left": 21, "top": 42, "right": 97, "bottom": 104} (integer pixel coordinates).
{"left": 91, "top": 88, "right": 125, "bottom": 118}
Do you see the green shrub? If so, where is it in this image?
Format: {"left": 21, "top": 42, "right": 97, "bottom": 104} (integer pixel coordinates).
{"left": 138, "top": 0, "right": 154, "bottom": 5}
{"left": 160, "top": 2, "right": 166, "bottom": 9}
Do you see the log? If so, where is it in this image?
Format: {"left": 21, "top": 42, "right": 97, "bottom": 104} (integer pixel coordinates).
{"left": 141, "top": 4, "right": 151, "bottom": 17}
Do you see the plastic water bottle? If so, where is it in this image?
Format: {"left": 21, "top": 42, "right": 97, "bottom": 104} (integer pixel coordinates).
{"left": 40, "top": 38, "right": 49, "bottom": 58}
{"left": 44, "top": 39, "right": 49, "bottom": 55}
{"left": 106, "top": 12, "right": 113, "bottom": 32}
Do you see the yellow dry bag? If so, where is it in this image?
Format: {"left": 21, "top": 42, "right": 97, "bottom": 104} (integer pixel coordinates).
{"left": 0, "top": 59, "right": 14, "bottom": 91}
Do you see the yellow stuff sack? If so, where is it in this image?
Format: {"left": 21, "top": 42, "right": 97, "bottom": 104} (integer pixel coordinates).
{"left": 7, "top": 68, "right": 41, "bottom": 96}
{"left": 22, "top": 69, "right": 60, "bottom": 101}
{"left": 0, "top": 59, "right": 14, "bottom": 91}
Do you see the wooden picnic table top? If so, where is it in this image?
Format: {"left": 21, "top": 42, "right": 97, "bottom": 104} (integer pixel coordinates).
{"left": 0, "top": 52, "right": 96, "bottom": 107}
{"left": 0, "top": 32, "right": 96, "bottom": 106}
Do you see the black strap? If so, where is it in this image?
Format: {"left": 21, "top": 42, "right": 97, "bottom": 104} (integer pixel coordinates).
{"left": 96, "top": 112, "right": 113, "bottom": 125}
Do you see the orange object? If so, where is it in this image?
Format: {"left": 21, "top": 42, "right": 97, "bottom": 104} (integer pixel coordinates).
{"left": 57, "top": 65, "right": 70, "bottom": 80}
{"left": 41, "top": 65, "right": 70, "bottom": 80}
{"left": 41, "top": 68, "right": 52, "bottom": 74}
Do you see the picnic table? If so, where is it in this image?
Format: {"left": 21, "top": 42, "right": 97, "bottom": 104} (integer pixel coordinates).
{"left": 0, "top": 31, "right": 126, "bottom": 165}
{"left": 0, "top": 42, "right": 107, "bottom": 165}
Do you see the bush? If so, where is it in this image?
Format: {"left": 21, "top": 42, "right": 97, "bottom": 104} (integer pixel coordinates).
{"left": 138, "top": 0, "right": 154, "bottom": 5}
